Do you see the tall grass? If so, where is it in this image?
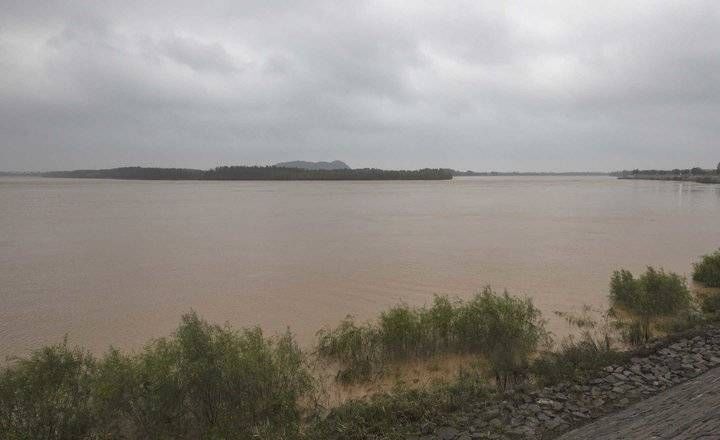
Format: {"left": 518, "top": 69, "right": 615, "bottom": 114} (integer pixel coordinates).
{"left": 308, "top": 365, "right": 489, "bottom": 440}
{"left": 316, "top": 288, "right": 547, "bottom": 390}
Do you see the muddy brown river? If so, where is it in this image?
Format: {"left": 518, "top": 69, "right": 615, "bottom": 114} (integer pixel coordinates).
{"left": 1, "top": 176, "right": 719, "bottom": 357}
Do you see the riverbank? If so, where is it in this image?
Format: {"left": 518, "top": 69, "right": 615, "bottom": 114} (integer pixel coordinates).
{"left": 2, "top": 251, "right": 719, "bottom": 439}
{"left": 618, "top": 175, "right": 720, "bottom": 184}
{"left": 401, "top": 325, "right": 720, "bottom": 440}
{"left": 3, "top": 304, "right": 718, "bottom": 440}
{"left": 310, "top": 260, "right": 720, "bottom": 439}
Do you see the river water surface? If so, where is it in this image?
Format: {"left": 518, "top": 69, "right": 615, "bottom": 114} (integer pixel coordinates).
{"left": 1, "top": 176, "right": 719, "bottom": 357}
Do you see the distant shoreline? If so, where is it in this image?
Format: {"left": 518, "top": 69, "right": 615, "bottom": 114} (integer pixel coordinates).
{"left": 618, "top": 175, "right": 720, "bottom": 184}
{"left": 0, "top": 169, "right": 616, "bottom": 181}
{"left": 0, "top": 167, "right": 616, "bottom": 181}
{"left": 451, "top": 171, "right": 609, "bottom": 177}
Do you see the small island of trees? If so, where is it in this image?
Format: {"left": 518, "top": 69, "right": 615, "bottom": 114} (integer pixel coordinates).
{"left": 38, "top": 166, "right": 453, "bottom": 181}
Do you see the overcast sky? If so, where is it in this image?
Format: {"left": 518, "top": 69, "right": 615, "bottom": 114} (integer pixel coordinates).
{"left": 1, "top": 0, "right": 718, "bottom": 171}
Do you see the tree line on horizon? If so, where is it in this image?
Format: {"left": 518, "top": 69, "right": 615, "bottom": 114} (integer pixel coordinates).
{"left": 612, "top": 162, "right": 720, "bottom": 177}
{"left": 36, "top": 166, "right": 453, "bottom": 181}
{"left": 451, "top": 170, "right": 609, "bottom": 176}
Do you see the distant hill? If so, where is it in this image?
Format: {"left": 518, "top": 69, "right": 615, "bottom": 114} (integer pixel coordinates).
{"left": 274, "top": 160, "right": 350, "bottom": 170}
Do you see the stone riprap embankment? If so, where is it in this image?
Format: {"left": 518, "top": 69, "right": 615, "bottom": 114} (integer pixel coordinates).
{"left": 557, "top": 366, "right": 720, "bottom": 439}
{"left": 408, "top": 327, "right": 720, "bottom": 440}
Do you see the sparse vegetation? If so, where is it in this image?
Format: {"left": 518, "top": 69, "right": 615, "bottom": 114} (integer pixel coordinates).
{"left": 308, "top": 366, "right": 489, "bottom": 440}
{"left": 693, "top": 249, "right": 720, "bottom": 288}
{"left": 700, "top": 291, "right": 720, "bottom": 315}
{"left": 532, "top": 307, "right": 624, "bottom": 386}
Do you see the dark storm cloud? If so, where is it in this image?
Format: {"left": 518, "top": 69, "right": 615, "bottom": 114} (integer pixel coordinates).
{"left": 1, "top": 0, "right": 718, "bottom": 171}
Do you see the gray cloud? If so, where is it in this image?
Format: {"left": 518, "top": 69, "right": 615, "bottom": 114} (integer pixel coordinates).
{"left": 158, "top": 35, "right": 240, "bottom": 74}
{"left": 1, "top": 0, "right": 719, "bottom": 171}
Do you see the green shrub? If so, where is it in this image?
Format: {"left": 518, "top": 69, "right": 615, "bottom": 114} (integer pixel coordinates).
{"left": 693, "top": 249, "right": 720, "bottom": 287}
{"left": 452, "top": 292, "right": 490, "bottom": 353}
{"left": 0, "top": 340, "right": 96, "bottom": 440}
{"left": 379, "top": 304, "right": 425, "bottom": 359}
{"left": 0, "top": 313, "right": 313, "bottom": 440}
{"left": 426, "top": 295, "right": 455, "bottom": 349}
{"left": 457, "top": 287, "right": 546, "bottom": 391}
{"left": 126, "top": 313, "right": 312, "bottom": 439}
{"left": 609, "top": 267, "right": 691, "bottom": 343}
{"left": 377, "top": 296, "right": 459, "bottom": 359}
{"left": 91, "top": 348, "right": 143, "bottom": 437}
